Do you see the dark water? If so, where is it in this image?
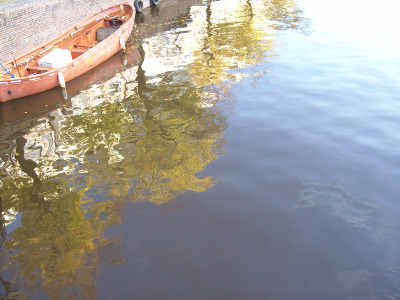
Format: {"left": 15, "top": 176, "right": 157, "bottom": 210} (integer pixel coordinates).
{"left": 1, "top": 0, "right": 400, "bottom": 299}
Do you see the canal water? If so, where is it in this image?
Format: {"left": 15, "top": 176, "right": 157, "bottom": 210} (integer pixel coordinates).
{"left": 1, "top": 0, "right": 400, "bottom": 298}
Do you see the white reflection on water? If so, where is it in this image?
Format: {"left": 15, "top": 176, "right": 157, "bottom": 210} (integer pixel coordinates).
{"left": 296, "top": 181, "right": 400, "bottom": 297}
{"left": 304, "top": 0, "right": 400, "bottom": 37}
{"left": 297, "top": 182, "right": 377, "bottom": 227}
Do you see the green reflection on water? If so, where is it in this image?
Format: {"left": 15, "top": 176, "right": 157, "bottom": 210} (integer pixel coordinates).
{"left": 0, "top": 64, "right": 228, "bottom": 298}
{"left": 0, "top": 0, "right": 308, "bottom": 298}
{"left": 59, "top": 64, "right": 227, "bottom": 204}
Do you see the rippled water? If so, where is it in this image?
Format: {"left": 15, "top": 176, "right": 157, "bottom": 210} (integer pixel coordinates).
{"left": 1, "top": 0, "right": 400, "bottom": 299}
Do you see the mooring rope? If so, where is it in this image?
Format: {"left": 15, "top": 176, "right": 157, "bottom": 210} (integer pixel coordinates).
{"left": 0, "top": 62, "right": 14, "bottom": 78}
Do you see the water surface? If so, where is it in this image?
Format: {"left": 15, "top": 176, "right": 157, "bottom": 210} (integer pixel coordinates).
{"left": 1, "top": 0, "right": 400, "bottom": 299}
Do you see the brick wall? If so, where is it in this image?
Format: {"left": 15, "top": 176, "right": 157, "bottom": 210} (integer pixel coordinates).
{"left": 0, "top": 0, "right": 154, "bottom": 63}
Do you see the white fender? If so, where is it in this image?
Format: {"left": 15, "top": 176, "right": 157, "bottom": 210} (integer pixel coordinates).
{"left": 120, "top": 37, "right": 126, "bottom": 52}
{"left": 58, "top": 72, "right": 66, "bottom": 88}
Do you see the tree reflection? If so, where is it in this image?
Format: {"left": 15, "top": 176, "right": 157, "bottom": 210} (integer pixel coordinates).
{"left": 264, "top": 0, "right": 310, "bottom": 33}
{"left": 0, "top": 47, "right": 227, "bottom": 300}
{"left": 58, "top": 48, "right": 227, "bottom": 204}
{"left": 189, "top": 0, "right": 275, "bottom": 87}
{"left": 125, "top": 51, "right": 226, "bottom": 204}
{"left": 0, "top": 173, "right": 127, "bottom": 299}
{"left": 189, "top": 0, "right": 309, "bottom": 87}
{"left": 0, "top": 0, "right": 308, "bottom": 297}
{"left": 15, "top": 137, "right": 40, "bottom": 184}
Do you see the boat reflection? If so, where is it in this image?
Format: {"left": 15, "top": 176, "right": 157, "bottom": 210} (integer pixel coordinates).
{"left": 0, "top": 47, "right": 141, "bottom": 131}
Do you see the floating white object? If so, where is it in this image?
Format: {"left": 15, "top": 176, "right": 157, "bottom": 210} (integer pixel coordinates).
{"left": 38, "top": 49, "right": 72, "bottom": 69}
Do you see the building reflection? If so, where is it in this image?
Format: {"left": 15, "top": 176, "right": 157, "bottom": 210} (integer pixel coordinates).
{"left": 0, "top": 0, "right": 308, "bottom": 298}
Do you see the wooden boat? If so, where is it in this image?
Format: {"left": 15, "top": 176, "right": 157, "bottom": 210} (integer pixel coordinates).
{"left": 0, "top": 3, "right": 134, "bottom": 102}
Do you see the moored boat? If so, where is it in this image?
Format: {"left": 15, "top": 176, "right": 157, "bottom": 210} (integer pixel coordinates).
{"left": 0, "top": 48, "right": 142, "bottom": 130}
{"left": 0, "top": 2, "right": 134, "bottom": 102}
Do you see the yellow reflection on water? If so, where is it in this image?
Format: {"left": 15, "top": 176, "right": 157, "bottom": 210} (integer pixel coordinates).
{"left": 189, "top": 0, "right": 277, "bottom": 86}
{"left": 0, "top": 0, "right": 309, "bottom": 298}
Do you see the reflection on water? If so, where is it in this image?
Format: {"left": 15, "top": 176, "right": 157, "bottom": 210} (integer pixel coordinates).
{"left": 0, "top": 59, "right": 227, "bottom": 299}
{"left": 0, "top": 197, "right": 5, "bottom": 248}
{"left": 1, "top": 0, "right": 399, "bottom": 298}
{"left": 297, "top": 182, "right": 377, "bottom": 228}
{"left": 1, "top": 0, "right": 259, "bottom": 297}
